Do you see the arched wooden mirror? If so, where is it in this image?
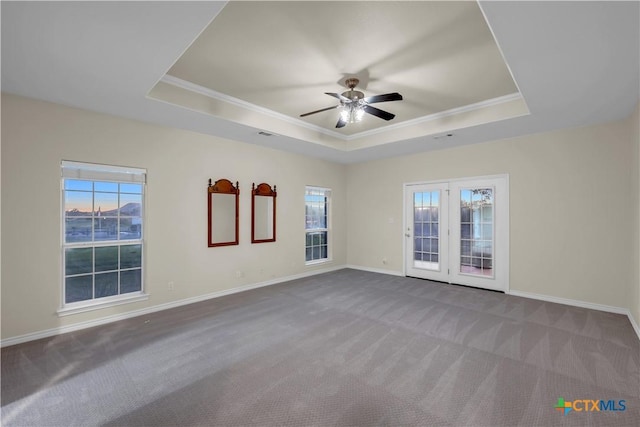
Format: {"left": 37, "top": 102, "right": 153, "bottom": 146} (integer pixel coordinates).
{"left": 208, "top": 179, "right": 239, "bottom": 247}
{"left": 251, "top": 183, "right": 276, "bottom": 243}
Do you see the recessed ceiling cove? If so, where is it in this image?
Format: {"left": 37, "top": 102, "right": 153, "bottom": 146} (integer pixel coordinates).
{"left": 151, "top": 1, "right": 527, "bottom": 150}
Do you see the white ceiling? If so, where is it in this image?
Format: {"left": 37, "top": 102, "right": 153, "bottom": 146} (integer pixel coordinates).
{"left": 2, "top": 1, "right": 639, "bottom": 164}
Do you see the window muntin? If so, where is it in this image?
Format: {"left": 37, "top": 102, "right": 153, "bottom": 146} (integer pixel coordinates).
{"left": 305, "top": 187, "right": 330, "bottom": 263}
{"left": 62, "top": 162, "right": 145, "bottom": 307}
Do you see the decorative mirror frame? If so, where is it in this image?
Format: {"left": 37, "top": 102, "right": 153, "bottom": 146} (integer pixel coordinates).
{"left": 208, "top": 178, "right": 239, "bottom": 247}
{"left": 251, "top": 182, "right": 277, "bottom": 243}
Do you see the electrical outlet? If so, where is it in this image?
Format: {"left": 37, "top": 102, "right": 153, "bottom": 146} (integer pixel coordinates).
{"left": 168, "top": 281, "right": 175, "bottom": 291}
{"left": 235, "top": 271, "right": 243, "bottom": 278}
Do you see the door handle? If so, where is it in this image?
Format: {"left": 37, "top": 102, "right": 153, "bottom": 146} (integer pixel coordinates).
{"left": 405, "top": 233, "right": 411, "bottom": 237}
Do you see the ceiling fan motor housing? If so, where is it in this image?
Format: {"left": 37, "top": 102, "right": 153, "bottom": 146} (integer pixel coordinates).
{"left": 342, "top": 90, "right": 365, "bottom": 102}
{"left": 342, "top": 78, "right": 364, "bottom": 102}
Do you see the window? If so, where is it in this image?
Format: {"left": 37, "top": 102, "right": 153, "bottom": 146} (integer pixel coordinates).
{"left": 305, "top": 186, "right": 330, "bottom": 263}
{"left": 61, "top": 161, "right": 147, "bottom": 312}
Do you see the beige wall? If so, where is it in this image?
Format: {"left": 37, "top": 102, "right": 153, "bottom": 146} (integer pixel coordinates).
{"left": 2, "top": 92, "right": 639, "bottom": 342}
{"left": 1, "top": 94, "right": 347, "bottom": 339}
{"left": 347, "top": 119, "right": 635, "bottom": 310}
{"left": 632, "top": 102, "right": 640, "bottom": 327}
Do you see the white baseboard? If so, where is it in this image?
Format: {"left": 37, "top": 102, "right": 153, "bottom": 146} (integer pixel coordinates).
{"left": 5, "top": 267, "right": 638, "bottom": 347}
{"left": 628, "top": 311, "right": 640, "bottom": 341}
{"left": 507, "top": 290, "right": 629, "bottom": 314}
{"left": 345, "top": 264, "right": 404, "bottom": 277}
{"left": 508, "top": 290, "right": 640, "bottom": 341}
{"left": 1, "top": 264, "right": 346, "bottom": 348}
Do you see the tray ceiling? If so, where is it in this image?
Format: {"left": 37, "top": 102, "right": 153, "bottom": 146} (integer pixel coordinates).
{"left": 162, "top": 1, "right": 519, "bottom": 137}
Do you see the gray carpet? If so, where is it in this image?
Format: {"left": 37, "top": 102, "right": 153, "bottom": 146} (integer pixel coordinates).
{"left": 2, "top": 269, "right": 639, "bottom": 426}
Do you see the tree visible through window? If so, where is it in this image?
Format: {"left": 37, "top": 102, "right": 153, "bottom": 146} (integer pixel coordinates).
{"left": 305, "top": 186, "right": 330, "bottom": 262}
{"left": 62, "top": 161, "right": 146, "bottom": 306}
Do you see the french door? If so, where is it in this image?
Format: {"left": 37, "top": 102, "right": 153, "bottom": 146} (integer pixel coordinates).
{"left": 404, "top": 176, "right": 509, "bottom": 292}
{"left": 404, "top": 182, "right": 450, "bottom": 282}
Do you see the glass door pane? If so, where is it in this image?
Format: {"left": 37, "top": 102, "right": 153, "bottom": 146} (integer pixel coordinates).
{"left": 459, "top": 188, "right": 494, "bottom": 277}
{"left": 413, "top": 190, "right": 440, "bottom": 271}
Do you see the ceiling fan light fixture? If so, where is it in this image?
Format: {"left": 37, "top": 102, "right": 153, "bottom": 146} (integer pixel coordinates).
{"left": 340, "top": 101, "right": 365, "bottom": 123}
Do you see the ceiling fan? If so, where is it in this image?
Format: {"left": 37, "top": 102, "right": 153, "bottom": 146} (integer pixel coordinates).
{"left": 300, "top": 78, "right": 403, "bottom": 128}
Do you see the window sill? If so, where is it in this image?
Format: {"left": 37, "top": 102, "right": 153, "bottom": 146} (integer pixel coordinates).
{"left": 305, "top": 258, "right": 332, "bottom": 266}
{"left": 57, "top": 293, "right": 149, "bottom": 317}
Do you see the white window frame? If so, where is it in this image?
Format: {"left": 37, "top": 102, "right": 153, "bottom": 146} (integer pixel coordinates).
{"left": 305, "top": 186, "right": 331, "bottom": 265}
{"left": 58, "top": 161, "right": 148, "bottom": 316}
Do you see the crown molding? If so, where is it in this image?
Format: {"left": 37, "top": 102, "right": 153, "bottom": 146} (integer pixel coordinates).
{"left": 160, "top": 74, "right": 346, "bottom": 139}
{"left": 342, "top": 92, "right": 524, "bottom": 142}
{"left": 159, "top": 74, "right": 523, "bottom": 144}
